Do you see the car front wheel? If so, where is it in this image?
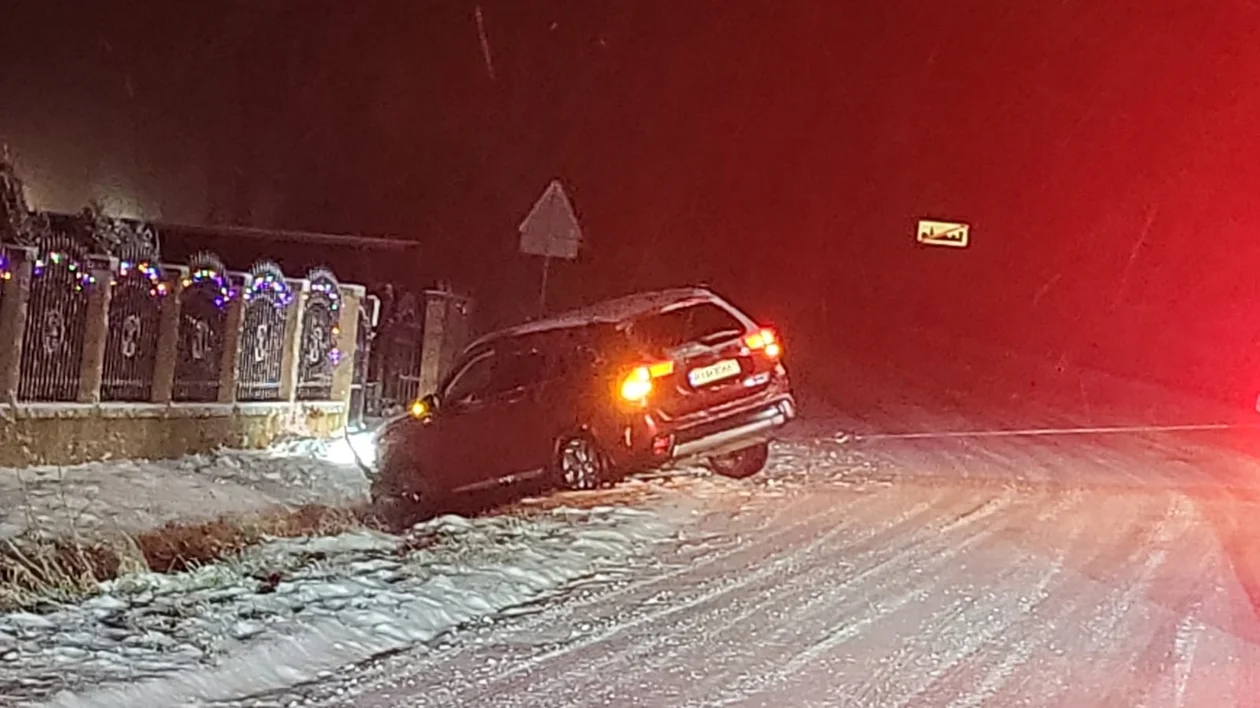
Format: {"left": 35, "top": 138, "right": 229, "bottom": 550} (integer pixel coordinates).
{"left": 708, "top": 442, "right": 770, "bottom": 479}
{"left": 370, "top": 451, "right": 437, "bottom": 528}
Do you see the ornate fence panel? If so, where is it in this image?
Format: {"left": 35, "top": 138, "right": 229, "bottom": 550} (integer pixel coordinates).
{"left": 172, "top": 254, "right": 233, "bottom": 402}
{"left": 378, "top": 292, "right": 425, "bottom": 408}
{"left": 236, "top": 262, "right": 293, "bottom": 402}
{"left": 18, "top": 235, "right": 95, "bottom": 401}
{"left": 101, "top": 258, "right": 167, "bottom": 401}
{"left": 296, "top": 268, "right": 340, "bottom": 401}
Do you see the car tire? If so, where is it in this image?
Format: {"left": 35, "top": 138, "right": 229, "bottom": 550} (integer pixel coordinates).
{"left": 370, "top": 451, "right": 438, "bottom": 528}
{"left": 708, "top": 442, "right": 770, "bottom": 479}
{"left": 556, "top": 435, "right": 607, "bottom": 491}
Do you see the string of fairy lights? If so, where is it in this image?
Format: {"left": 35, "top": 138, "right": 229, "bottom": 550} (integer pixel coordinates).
{"left": 1, "top": 247, "right": 348, "bottom": 367}
{"left": 180, "top": 266, "right": 236, "bottom": 308}
{"left": 242, "top": 270, "right": 297, "bottom": 310}
{"left": 116, "top": 260, "right": 169, "bottom": 297}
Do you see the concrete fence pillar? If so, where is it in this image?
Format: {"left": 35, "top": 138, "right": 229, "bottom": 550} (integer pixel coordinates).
{"left": 77, "top": 260, "right": 117, "bottom": 404}
{"left": 216, "top": 275, "right": 246, "bottom": 404}
{"left": 149, "top": 267, "right": 186, "bottom": 404}
{"left": 417, "top": 291, "right": 448, "bottom": 398}
{"left": 0, "top": 246, "right": 34, "bottom": 404}
{"left": 329, "top": 285, "right": 364, "bottom": 407}
{"left": 278, "top": 279, "right": 309, "bottom": 403}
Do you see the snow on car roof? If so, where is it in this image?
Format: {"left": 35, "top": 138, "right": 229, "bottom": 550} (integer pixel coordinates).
{"left": 466, "top": 287, "right": 718, "bottom": 351}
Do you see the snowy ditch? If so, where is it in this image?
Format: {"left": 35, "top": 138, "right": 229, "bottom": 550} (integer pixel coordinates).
{"left": 0, "top": 506, "right": 676, "bottom": 707}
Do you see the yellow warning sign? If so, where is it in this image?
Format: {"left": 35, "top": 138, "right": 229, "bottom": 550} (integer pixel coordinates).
{"left": 917, "top": 220, "right": 970, "bottom": 248}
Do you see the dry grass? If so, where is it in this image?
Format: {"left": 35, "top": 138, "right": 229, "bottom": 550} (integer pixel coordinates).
{"left": 0, "top": 504, "right": 378, "bottom": 611}
{"left": 0, "top": 536, "right": 136, "bottom": 610}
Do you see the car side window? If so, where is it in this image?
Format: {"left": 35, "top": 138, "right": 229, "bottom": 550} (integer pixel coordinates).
{"left": 443, "top": 350, "right": 496, "bottom": 406}
{"left": 541, "top": 329, "right": 600, "bottom": 378}
{"left": 549, "top": 343, "right": 598, "bottom": 378}
{"left": 491, "top": 347, "right": 548, "bottom": 394}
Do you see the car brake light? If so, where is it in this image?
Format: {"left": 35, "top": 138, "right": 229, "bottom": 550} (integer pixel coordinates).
{"left": 745, "top": 328, "right": 782, "bottom": 358}
{"left": 619, "top": 360, "right": 675, "bottom": 403}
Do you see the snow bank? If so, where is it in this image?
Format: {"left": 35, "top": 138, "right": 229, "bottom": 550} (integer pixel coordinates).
{"left": 10, "top": 506, "right": 672, "bottom": 707}
{"left": 0, "top": 434, "right": 374, "bottom": 542}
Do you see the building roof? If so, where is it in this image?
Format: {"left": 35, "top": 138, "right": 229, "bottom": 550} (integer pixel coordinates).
{"left": 155, "top": 222, "right": 420, "bottom": 251}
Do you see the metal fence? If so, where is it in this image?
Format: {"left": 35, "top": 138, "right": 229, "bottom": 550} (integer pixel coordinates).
{"left": 369, "top": 290, "right": 474, "bottom": 411}
{"left": 0, "top": 162, "right": 395, "bottom": 409}
{"left": 378, "top": 292, "right": 426, "bottom": 407}
{"left": 1, "top": 225, "right": 454, "bottom": 415}
{"left": 236, "top": 262, "right": 292, "bottom": 402}
{"left": 296, "top": 269, "right": 340, "bottom": 401}
{"left": 18, "top": 235, "right": 93, "bottom": 401}
{"left": 101, "top": 261, "right": 164, "bottom": 401}
{"left": 348, "top": 295, "right": 380, "bottom": 426}
{"left": 172, "top": 256, "right": 232, "bottom": 402}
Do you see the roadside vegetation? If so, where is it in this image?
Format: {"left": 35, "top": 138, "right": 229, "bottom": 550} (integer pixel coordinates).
{"left": 1, "top": 503, "right": 372, "bottom": 611}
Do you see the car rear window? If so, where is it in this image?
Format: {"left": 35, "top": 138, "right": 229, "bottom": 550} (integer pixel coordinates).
{"left": 626, "top": 302, "right": 746, "bottom": 350}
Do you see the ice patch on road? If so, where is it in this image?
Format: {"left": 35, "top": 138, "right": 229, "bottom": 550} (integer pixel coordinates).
{"left": 29, "top": 506, "right": 672, "bottom": 708}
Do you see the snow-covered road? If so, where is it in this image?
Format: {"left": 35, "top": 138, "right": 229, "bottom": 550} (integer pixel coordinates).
{"left": 223, "top": 418, "right": 1260, "bottom": 708}
{"left": 10, "top": 345, "right": 1260, "bottom": 707}
{"left": 206, "top": 344, "right": 1260, "bottom": 708}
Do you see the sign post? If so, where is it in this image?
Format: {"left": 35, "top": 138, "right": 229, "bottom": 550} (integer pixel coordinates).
{"left": 519, "top": 180, "right": 582, "bottom": 315}
{"left": 916, "top": 219, "right": 970, "bottom": 248}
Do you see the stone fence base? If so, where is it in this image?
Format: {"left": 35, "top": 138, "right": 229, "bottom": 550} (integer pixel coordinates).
{"left": 0, "top": 402, "right": 346, "bottom": 468}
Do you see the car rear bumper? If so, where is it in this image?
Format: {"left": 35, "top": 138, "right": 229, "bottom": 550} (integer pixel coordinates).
{"left": 665, "top": 395, "right": 797, "bottom": 460}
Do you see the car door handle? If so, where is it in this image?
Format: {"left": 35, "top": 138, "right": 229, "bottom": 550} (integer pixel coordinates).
{"left": 501, "top": 387, "right": 530, "bottom": 404}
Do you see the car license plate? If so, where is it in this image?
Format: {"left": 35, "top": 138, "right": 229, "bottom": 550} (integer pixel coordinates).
{"left": 688, "top": 359, "right": 742, "bottom": 387}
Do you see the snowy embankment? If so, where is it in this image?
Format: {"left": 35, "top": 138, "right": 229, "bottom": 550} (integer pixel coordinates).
{"left": 2, "top": 504, "right": 674, "bottom": 707}
{"left": 0, "top": 431, "right": 679, "bottom": 704}
{"left": 0, "top": 433, "right": 376, "bottom": 542}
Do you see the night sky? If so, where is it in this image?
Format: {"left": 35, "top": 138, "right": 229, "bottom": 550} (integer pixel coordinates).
{"left": 3, "top": 1, "right": 1260, "bottom": 401}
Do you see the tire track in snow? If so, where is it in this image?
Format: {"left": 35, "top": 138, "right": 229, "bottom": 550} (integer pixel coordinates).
{"left": 544, "top": 482, "right": 884, "bottom": 597}
{"left": 616, "top": 489, "right": 1031, "bottom": 705}
{"left": 877, "top": 491, "right": 1091, "bottom": 708}
{"left": 1172, "top": 607, "right": 1204, "bottom": 708}
{"left": 1119, "top": 500, "right": 1227, "bottom": 708}
{"left": 893, "top": 491, "right": 1114, "bottom": 708}
{"left": 973, "top": 493, "right": 1207, "bottom": 708}
{"left": 769, "top": 488, "right": 1154, "bottom": 708}
{"left": 682, "top": 488, "right": 1042, "bottom": 707}
{"left": 238, "top": 485, "right": 893, "bottom": 708}
{"left": 443, "top": 488, "right": 976, "bottom": 706}
{"left": 797, "top": 491, "right": 1082, "bottom": 708}
{"left": 1060, "top": 495, "right": 1212, "bottom": 707}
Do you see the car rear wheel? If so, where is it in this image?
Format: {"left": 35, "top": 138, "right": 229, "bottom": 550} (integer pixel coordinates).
{"left": 557, "top": 436, "right": 606, "bottom": 491}
{"left": 708, "top": 442, "right": 770, "bottom": 479}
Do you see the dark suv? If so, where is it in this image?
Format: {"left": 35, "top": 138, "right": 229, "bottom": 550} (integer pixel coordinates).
{"left": 371, "top": 287, "right": 796, "bottom": 514}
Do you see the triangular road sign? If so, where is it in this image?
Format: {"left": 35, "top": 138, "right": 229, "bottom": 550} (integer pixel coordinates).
{"left": 519, "top": 180, "right": 583, "bottom": 260}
